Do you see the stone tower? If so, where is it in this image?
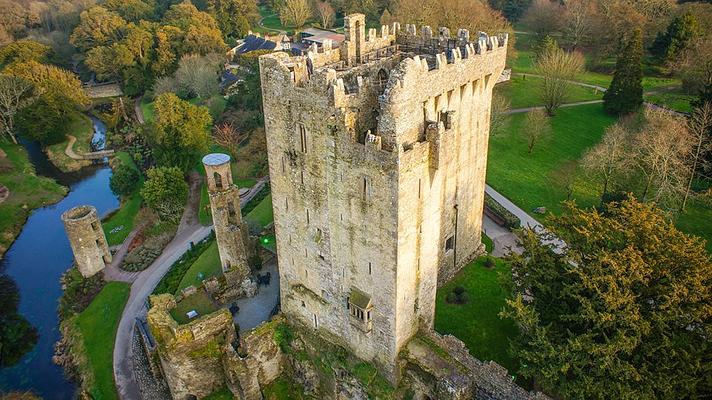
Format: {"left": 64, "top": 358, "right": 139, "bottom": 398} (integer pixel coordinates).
{"left": 202, "top": 153, "right": 251, "bottom": 286}
{"left": 259, "top": 14, "right": 507, "bottom": 382}
{"left": 62, "top": 205, "right": 111, "bottom": 278}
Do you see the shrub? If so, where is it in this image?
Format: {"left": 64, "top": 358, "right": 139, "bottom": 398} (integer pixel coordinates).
{"left": 109, "top": 163, "right": 140, "bottom": 197}
{"left": 484, "top": 257, "right": 496, "bottom": 269}
{"left": 484, "top": 193, "right": 521, "bottom": 229}
{"left": 446, "top": 286, "right": 470, "bottom": 304}
{"left": 453, "top": 286, "right": 465, "bottom": 295}
{"left": 141, "top": 166, "right": 188, "bottom": 222}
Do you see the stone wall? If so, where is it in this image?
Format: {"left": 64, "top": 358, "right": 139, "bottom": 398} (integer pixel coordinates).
{"left": 259, "top": 12, "right": 506, "bottom": 383}
{"left": 61, "top": 205, "right": 111, "bottom": 277}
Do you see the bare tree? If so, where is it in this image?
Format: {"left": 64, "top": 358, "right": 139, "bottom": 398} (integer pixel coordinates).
{"left": 173, "top": 53, "right": 223, "bottom": 99}
{"left": 489, "top": 91, "right": 510, "bottom": 136}
{"left": 634, "top": 108, "right": 692, "bottom": 208}
{"left": 581, "top": 122, "right": 632, "bottom": 198}
{"left": 549, "top": 159, "right": 579, "bottom": 200}
{"left": 522, "top": 0, "right": 564, "bottom": 39}
{"left": 535, "top": 40, "right": 584, "bottom": 115}
{"left": 562, "top": 0, "right": 595, "bottom": 50}
{"left": 280, "top": 0, "right": 312, "bottom": 30}
{"left": 315, "top": 0, "right": 334, "bottom": 29}
{"left": 523, "top": 108, "right": 551, "bottom": 154}
{"left": 681, "top": 103, "right": 712, "bottom": 210}
{"left": 0, "top": 75, "right": 39, "bottom": 144}
{"left": 213, "top": 122, "right": 246, "bottom": 158}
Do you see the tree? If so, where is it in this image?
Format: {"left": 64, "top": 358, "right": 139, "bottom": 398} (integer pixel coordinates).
{"left": 682, "top": 103, "right": 712, "bottom": 211}
{"left": 502, "top": 198, "right": 712, "bottom": 400}
{"left": 103, "top": 0, "right": 154, "bottom": 22}
{"left": 213, "top": 122, "right": 246, "bottom": 158}
{"left": 379, "top": 8, "right": 393, "bottom": 26}
{"left": 677, "top": 36, "right": 712, "bottom": 108}
{"left": 650, "top": 12, "right": 701, "bottom": 64}
{"left": 489, "top": 91, "right": 510, "bottom": 136}
{"left": 561, "top": 0, "right": 595, "bottom": 50}
{"left": 279, "top": 0, "right": 312, "bottom": 30}
{"left": 206, "top": 0, "right": 258, "bottom": 38}
{"left": 548, "top": 160, "right": 578, "bottom": 200}
{"left": 534, "top": 38, "right": 584, "bottom": 115}
{"left": 0, "top": 75, "right": 39, "bottom": 144}
{"left": 148, "top": 93, "right": 211, "bottom": 172}
{"left": 603, "top": 29, "right": 643, "bottom": 115}
{"left": 0, "top": 40, "right": 52, "bottom": 67}
{"left": 140, "top": 166, "right": 188, "bottom": 222}
{"left": 69, "top": 6, "right": 128, "bottom": 51}
{"left": 184, "top": 25, "right": 227, "bottom": 55}
{"left": 5, "top": 60, "right": 89, "bottom": 145}
{"left": 634, "top": 108, "right": 691, "bottom": 207}
{"left": 316, "top": 1, "right": 335, "bottom": 29}
{"left": 521, "top": 0, "right": 563, "bottom": 40}
{"left": 173, "top": 53, "right": 223, "bottom": 99}
{"left": 109, "top": 162, "right": 141, "bottom": 196}
{"left": 523, "top": 108, "right": 551, "bottom": 154}
{"left": 581, "top": 122, "right": 632, "bottom": 199}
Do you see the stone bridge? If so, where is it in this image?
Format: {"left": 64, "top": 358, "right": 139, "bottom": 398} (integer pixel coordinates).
{"left": 84, "top": 82, "right": 123, "bottom": 99}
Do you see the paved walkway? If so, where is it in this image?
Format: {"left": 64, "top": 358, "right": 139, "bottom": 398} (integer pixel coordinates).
{"left": 507, "top": 99, "right": 604, "bottom": 114}
{"left": 233, "top": 257, "right": 280, "bottom": 332}
{"left": 134, "top": 96, "right": 145, "bottom": 124}
{"left": 104, "top": 229, "right": 142, "bottom": 283}
{"left": 64, "top": 134, "right": 115, "bottom": 160}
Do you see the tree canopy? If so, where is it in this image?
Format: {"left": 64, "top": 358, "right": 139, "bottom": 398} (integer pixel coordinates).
{"left": 603, "top": 30, "right": 644, "bottom": 115}
{"left": 503, "top": 198, "right": 712, "bottom": 399}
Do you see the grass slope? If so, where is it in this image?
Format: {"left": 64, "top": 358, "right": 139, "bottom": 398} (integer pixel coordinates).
{"left": 75, "top": 282, "right": 131, "bottom": 400}
{"left": 244, "top": 194, "right": 273, "bottom": 228}
{"left": 0, "top": 142, "right": 67, "bottom": 257}
{"left": 434, "top": 257, "right": 518, "bottom": 374}
{"left": 46, "top": 112, "right": 94, "bottom": 172}
{"left": 487, "top": 103, "right": 616, "bottom": 216}
{"left": 496, "top": 75, "right": 603, "bottom": 109}
{"left": 176, "top": 240, "right": 222, "bottom": 293}
{"left": 103, "top": 152, "right": 144, "bottom": 245}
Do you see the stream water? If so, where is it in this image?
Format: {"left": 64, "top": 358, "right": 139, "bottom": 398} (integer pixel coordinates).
{"left": 0, "top": 117, "right": 119, "bottom": 399}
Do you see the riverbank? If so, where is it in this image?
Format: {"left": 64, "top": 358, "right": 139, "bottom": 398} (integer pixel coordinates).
{"left": 45, "top": 112, "right": 95, "bottom": 173}
{"left": 0, "top": 142, "right": 67, "bottom": 258}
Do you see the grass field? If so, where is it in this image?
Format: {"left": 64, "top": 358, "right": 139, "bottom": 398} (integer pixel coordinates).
{"left": 75, "top": 282, "right": 131, "bottom": 400}
{"left": 0, "top": 143, "right": 67, "bottom": 257}
{"left": 677, "top": 199, "right": 712, "bottom": 253}
{"left": 645, "top": 89, "right": 695, "bottom": 113}
{"left": 434, "top": 257, "right": 518, "bottom": 374}
{"left": 46, "top": 112, "right": 94, "bottom": 172}
{"left": 487, "top": 103, "right": 616, "bottom": 217}
{"left": 244, "top": 194, "right": 274, "bottom": 228}
{"left": 170, "top": 290, "right": 218, "bottom": 324}
{"left": 103, "top": 152, "right": 144, "bottom": 245}
{"left": 495, "top": 75, "right": 603, "bottom": 109}
{"left": 176, "top": 241, "right": 222, "bottom": 293}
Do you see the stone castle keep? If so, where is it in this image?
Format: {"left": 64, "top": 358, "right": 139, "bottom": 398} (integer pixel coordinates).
{"left": 260, "top": 13, "right": 507, "bottom": 381}
{"left": 61, "top": 205, "right": 111, "bottom": 277}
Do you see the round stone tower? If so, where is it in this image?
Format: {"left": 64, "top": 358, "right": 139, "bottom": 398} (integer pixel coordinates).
{"left": 61, "top": 205, "right": 112, "bottom": 278}
{"left": 202, "top": 153, "right": 251, "bottom": 286}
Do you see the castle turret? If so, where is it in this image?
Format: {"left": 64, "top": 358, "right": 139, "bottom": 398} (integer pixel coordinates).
{"left": 62, "top": 205, "right": 111, "bottom": 278}
{"left": 202, "top": 153, "right": 251, "bottom": 287}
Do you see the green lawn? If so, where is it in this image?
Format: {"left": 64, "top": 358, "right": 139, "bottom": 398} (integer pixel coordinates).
{"left": 0, "top": 143, "right": 67, "bottom": 256}
{"left": 487, "top": 103, "right": 616, "bottom": 217}
{"left": 204, "top": 387, "right": 235, "bottom": 399}
{"left": 482, "top": 233, "right": 493, "bottom": 253}
{"left": 139, "top": 97, "right": 154, "bottom": 123}
{"left": 103, "top": 152, "right": 144, "bottom": 245}
{"left": 260, "top": 233, "right": 276, "bottom": 252}
{"left": 170, "top": 290, "right": 218, "bottom": 324}
{"left": 676, "top": 199, "right": 712, "bottom": 253}
{"left": 46, "top": 112, "right": 94, "bottom": 172}
{"left": 176, "top": 240, "right": 222, "bottom": 293}
{"left": 645, "top": 89, "right": 695, "bottom": 113}
{"left": 75, "top": 282, "right": 131, "bottom": 400}
{"left": 495, "top": 75, "right": 603, "bottom": 109}
{"left": 434, "top": 257, "right": 518, "bottom": 374}
{"left": 244, "top": 194, "right": 273, "bottom": 228}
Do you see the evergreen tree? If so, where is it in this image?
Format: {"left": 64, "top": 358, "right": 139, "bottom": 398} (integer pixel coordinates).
{"left": 603, "top": 30, "right": 643, "bottom": 115}
{"left": 651, "top": 12, "right": 700, "bottom": 63}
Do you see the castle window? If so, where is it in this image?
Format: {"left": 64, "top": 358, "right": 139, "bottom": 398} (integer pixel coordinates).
{"left": 301, "top": 300, "right": 306, "bottom": 307}
{"left": 95, "top": 239, "right": 101, "bottom": 248}
{"left": 228, "top": 201, "right": 238, "bottom": 224}
{"left": 368, "top": 262, "right": 372, "bottom": 275}
{"left": 418, "top": 179, "right": 421, "bottom": 199}
{"left": 306, "top": 208, "right": 310, "bottom": 224}
{"left": 281, "top": 156, "right": 286, "bottom": 173}
{"left": 91, "top": 221, "right": 99, "bottom": 231}
{"left": 300, "top": 170, "right": 305, "bottom": 185}
{"left": 213, "top": 172, "right": 223, "bottom": 190}
{"left": 299, "top": 123, "right": 308, "bottom": 153}
{"left": 313, "top": 313, "right": 318, "bottom": 328}
{"left": 348, "top": 288, "right": 373, "bottom": 332}
{"left": 446, "top": 235, "right": 454, "bottom": 251}
{"left": 361, "top": 176, "right": 370, "bottom": 201}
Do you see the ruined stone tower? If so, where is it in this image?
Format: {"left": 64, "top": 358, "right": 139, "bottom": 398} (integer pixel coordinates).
{"left": 260, "top": 14, "right": 507, "bottom": 381}
{"left": 61, "top": 205, "right": 111, "bottom": 278}
{"left": 202, "top": 153, "right": 251, "bottom": 287}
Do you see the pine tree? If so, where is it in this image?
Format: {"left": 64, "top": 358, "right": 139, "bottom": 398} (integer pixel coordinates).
{"left": 603, "top": 29, "right": 643, "bottom": 115}
{"left": 650, "top": 12, "right": 700, "bottom": 63}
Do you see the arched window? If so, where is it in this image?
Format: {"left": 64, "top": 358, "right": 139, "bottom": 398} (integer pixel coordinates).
{"left": 376, "top": 68, "right": 388, "bottom": 91}
{"left": 213, "top": 172, "right": 223, "bottom": 190}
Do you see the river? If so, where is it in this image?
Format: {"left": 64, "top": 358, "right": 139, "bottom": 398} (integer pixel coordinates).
{"left": 0, "top": 117, "right": 119, "bottom": 399}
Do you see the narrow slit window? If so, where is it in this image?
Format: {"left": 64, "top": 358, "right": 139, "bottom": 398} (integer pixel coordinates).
{"left": 299, "top": 124, "right": 308, "bottom": 153}
{"left": 306, "top": 208, "right": 310, "bottom": 224}
{"left": 368, "top": 262, "right": 372, "bottom": 275}
{"left": 418, "top": 179, "right": 421, "bottom": 199}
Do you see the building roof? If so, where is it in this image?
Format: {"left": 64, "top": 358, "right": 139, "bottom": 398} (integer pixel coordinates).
{"left": 202, "top": 153, "right": 231, "bottom": 166}
{"left": 300, "top": 28, "right": 345, "bottom": 45}
{"left": 349, "top": 287, "right": 372, "bottom": 309}
{"left": 235, "top": 34, "right": 277, "bottom": 54}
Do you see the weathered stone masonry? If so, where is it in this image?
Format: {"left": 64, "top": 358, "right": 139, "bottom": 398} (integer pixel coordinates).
{"left": 260, "top": 13, "right": 507, "bottom": 382}
{"left": 61, "top": 205, "right": 111, "bottom": 278}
